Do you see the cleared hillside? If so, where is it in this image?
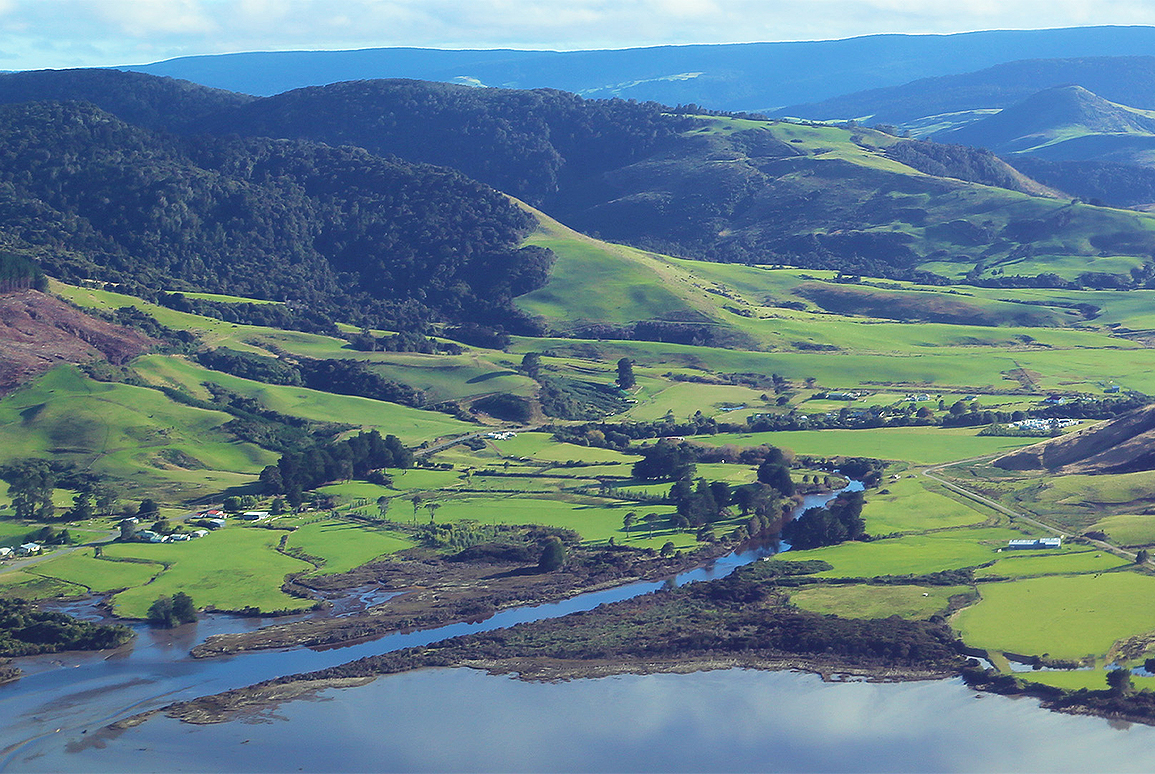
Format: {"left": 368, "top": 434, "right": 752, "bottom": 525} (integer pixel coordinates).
{"left": 994, "top": 404, "right": 1155, "bottom": 474}
{"left": 0, "top": 289, "right": 150, "bottom": 393}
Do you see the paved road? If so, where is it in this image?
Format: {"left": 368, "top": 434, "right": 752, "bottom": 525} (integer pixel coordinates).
{"left": 921, "top": 456, "right": 1140, "bottom": 564}
{"left": 0, "top": 529, "right": 119, "bottom": 576}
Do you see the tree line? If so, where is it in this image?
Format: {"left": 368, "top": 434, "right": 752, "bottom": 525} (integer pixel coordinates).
{"left": 259, "top": 430, "right": 413, "bottom": 507}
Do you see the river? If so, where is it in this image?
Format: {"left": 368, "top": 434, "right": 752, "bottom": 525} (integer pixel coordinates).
{"left": 8, "top": 481, "right": 1154, "bottom": 772}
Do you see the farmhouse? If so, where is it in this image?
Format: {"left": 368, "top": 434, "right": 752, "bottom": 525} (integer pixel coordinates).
{"left": 17, "top": 543, "right": 41, "bottom": 556}
{"left": 241, "top": 511, "right": 270, "bottom": 521}
{"left": 1008, "top": 537, "right": 1062, "bottom": 549}
{"left": 0, "top": 546, "right": 12, "bottom": 558}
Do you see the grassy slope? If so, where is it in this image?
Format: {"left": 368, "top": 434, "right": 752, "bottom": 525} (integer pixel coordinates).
{"left": 953, "top": 571, "right": 1155, "bottom": 662}
{"left": 0, "top": 365, "right": 275, "bottom": 500}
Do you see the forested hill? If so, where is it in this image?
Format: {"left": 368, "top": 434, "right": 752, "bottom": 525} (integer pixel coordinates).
{"left": 199, "top": 79, "right": 697, "bottom": 207}
{"left": 3, "top": 69, "right": 1155, "bottom": 284}
{"left": 0, "top": 100, "right": 548, "bottom": 331}
{"left": 0, "top": 68, "right": 253, "bottom": 132}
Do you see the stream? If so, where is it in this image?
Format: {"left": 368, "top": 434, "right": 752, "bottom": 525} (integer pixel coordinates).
{"left": 0, "top": 481, "right": 892, "bottom": 769}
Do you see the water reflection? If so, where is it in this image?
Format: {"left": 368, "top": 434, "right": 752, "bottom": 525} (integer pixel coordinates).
{"left": 19, "top": 668, "right": 1155, "bottom": 773}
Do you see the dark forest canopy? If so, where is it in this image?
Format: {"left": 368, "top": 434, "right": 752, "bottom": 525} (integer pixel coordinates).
{"left": 0, "top": 100, "right": 548, "bottom": 331}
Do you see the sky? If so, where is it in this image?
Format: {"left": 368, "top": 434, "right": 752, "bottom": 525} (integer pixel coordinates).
{"left": 2, "top": 0, "right": 1154, "bottom": 71}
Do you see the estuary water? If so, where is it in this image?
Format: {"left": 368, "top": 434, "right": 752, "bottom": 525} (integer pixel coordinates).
{"left": 10, "top": 480, "right": 1152, "bottom": 772}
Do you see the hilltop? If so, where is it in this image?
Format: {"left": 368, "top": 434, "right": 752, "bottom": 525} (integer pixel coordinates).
{"left": 940, "top": 85, "right": 1155, "bottom": 165}
{"left": 994, "top": 404, "right": 1155, "bottom": 474}
{"left": 779, "top": 56, "right": 1155, "bottom": 131}
{"left": 120, "top": 27, "right": 1155, "bottom": 111}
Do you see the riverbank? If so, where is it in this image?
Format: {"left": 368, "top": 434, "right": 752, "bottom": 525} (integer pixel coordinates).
{"left": 191, "top": 539, "right": 744, "bottom": 658}
{"left": 156, "top": 559, "right": 968, "bottom": 724}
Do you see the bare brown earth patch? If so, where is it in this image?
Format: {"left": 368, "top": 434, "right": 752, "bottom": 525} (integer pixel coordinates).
{"left": 0, "top": 289, "right": 151, "bottom": 393}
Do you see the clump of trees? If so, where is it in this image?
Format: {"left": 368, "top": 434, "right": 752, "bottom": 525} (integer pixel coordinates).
{"left": 147, "top": 592, "right": 197, "bottom": 628}
{"left": 260, "top": 430, "right": 412, "bottom": 506}
{"left": 632, "top": 440, "right": 697, "bottom": 481}
{"left": 0, "top": 460, "right": 120, "bottom": 521}
{"left": 197, "top": 348, "right": 425, "bottom": 408}
{"left": 0, "top": 598, "right": 132, "bottom": 656}
{"left": 782, "top": 491, "right": 866, "bottom": 550}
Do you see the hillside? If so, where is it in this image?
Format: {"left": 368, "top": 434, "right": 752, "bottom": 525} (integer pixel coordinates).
{"left": 0, "top": 289, "right": 151, "bottom": 393}
{"left": 121, "top": 27, "right": 1155, "bottom": 111}
{"left": 1, "top": 70, "right": 1154, "bottom": 284}
{"left": 940, "top": 85, "right": 1155, "bottom": 165}
{"left": 779, "top": 56, "right": 1155, "bottom": 132}
{"left": 993, "top": 404, "right": 1155, "bottom": 474}
{"left": 0, "top": 68, "right": 253, "bottom": 131}
{"left": 146, "top": 78, "right": 1155, "bottom": 278}
{"left": 0, "top": 99, "right": 546, "bottom": 331}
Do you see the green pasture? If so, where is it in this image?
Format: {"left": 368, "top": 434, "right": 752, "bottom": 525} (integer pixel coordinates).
{"left": 518, "top": 209, "right": 712, "bottom": 330}
{"left": 789, "top": 583, "right": 968, "bottom": 620}
{"left": 626, "top": 381, "right": 770, "bottom": 422}
{"left": 105, "top": 527, "right": 313, "bottom": 618}
{"left": 0, "top": 520, "right": 31, "bottom": 548}
{"left": 365, "top": 354, "right": 535, "bottom": 401}
{"left": 416, "top": 492, "right": 707, "bottom": 549}
{"left": 488, "top": 433, "right": 638, "bottom": 465}
{"left": 176, "top": 291, "right": 283, "bottom": 305}
{"left": 697, "top": 427, "right": 1038, "bottom": 465}
{"left": 993, "top": 469, "right": 1155, "bottom": 531}
{"left": 0, "top": 570, "right": 84, "bottom": 599}
{"left": 777, "top": 526, "right": 1024, "bottom": 578}
{"left": 1089, "top": 514, "right": 1155, "bottom": 547}
{"left": 30, "top": 550, "right": 162, "bottom": 593}
{"left": 1015, "top": 670, "right": 1155, "bottom": 692}
{"left": 286, "top": 520, "right": 414, "bottom": 575}
{"left": 0, "top": 365, "right": 275, "bottom": 500}
{"left": 974, "top": 549, "right": 1130, "bottom": 578}
{"left": 512, "top": 337, "right": 1034, "bottom": 393}
{"left": 920, "top": 254, "right": 1146, "bottom": 282}
{"left": 862, "top": 476, "right": 991, "bottom": 534}
{"left": 133, "top": 355, "right": 474, "bottom": 445}
{"left": 953, "top": 571, "right": 1155, "bottom": 661}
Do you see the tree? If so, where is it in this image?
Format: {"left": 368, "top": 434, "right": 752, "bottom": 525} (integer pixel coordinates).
{"left": 1137, "top": 549, "right": 1150, "bottom": 565}
{"left": 171, "top": 592, "right": 197, "bottom": 624}
{"left": 270, "top": 497, "right": 285, "bottom": 515}
{"left": 66, "top": 492, "right": 94, "bottom": 522}
{"left": 616, "top": 358, "right": 636, "bottom": 390}
{"left": 3, "top": 460, "right": 56, "bottom": 520}
{"left": 1107, "top": 668, "right": 1134, "bottom": 696}
{"left": 118, "top": 519, "right": 137, "bottom": 541}
{"left": 623, "top": 511, "right": 636, "bottom": 539}
{"left": 643, "top": 512, "right": 660, "bottom": 539}
{"left": 410, "top": 494, "right": 423, "bottom": 523}
{"left": 93, "top": 484, "right": 119, "bottom": 516}
{"left": 660, "top": 541, "right": 675, "bottom": 557}
{"left": 756, "top": 461, "right": 795, "bottom": 496}
{"left": 520, "top": 352, "right": 543, "bottom": 380}
{"left": 150, "top": 593, "right": 197, "bottom": 627}
{"left": 538, "top": 536, "right": 566, "bottom": 571}
{"left": 376, "top": 496, "right": 391, "bottom": 520}
{"left": 147, "top": 596, "right": 174, "bottom": 628}
{"left": 426, "top": 501, "right": 441, "bottom": 524}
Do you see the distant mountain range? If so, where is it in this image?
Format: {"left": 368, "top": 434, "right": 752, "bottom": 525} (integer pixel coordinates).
{"left": 120, "top": 26, "right": 1155, "bottom": 113}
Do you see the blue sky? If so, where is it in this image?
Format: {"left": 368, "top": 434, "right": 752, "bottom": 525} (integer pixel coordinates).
{"left": 3, "top": 0, "right": 1153, "bottom": 70}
